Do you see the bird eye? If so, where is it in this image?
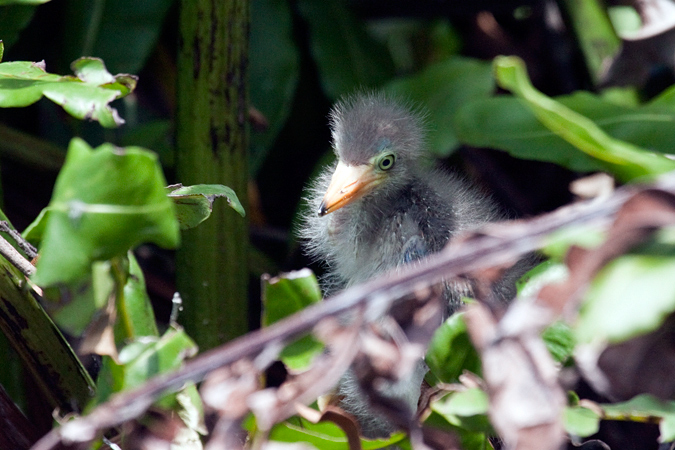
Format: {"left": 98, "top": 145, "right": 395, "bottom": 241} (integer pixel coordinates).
{"left": 377, "top": 153, "right": 396, "bottom": 171}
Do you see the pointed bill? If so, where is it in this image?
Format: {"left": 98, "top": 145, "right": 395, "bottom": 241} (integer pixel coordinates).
{"left": 318, "top": 161, "right": 383, "bottom": 216}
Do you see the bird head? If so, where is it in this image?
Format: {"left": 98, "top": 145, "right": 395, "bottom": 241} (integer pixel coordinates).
{"left": 318, "top": 93, "right": 425, "bottom": 217}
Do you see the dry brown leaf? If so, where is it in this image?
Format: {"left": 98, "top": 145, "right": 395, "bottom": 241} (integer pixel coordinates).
{"left": 465, "top": 302, "right": 566, "bottom": 450}
{"left": 79, "top": 293, "right": 118, "bottom": 359}
{"left": 201, "top": 360, "right": 260, "bottom": 419}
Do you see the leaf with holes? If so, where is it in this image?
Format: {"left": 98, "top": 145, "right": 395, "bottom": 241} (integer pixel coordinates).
{"left": 167, "top": 183, "right": 245, "bottom": 230}
{"left": 0, "top": 57, "right": 136, "bottom": 127}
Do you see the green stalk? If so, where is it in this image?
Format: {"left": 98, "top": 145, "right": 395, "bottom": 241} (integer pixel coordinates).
{"left": 175, "top": 0, "right": 250, "bottom": 350}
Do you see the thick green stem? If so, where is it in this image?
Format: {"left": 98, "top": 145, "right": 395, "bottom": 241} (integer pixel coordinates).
{"left": 175, "top": 0, "right": 250, "bottom": 350}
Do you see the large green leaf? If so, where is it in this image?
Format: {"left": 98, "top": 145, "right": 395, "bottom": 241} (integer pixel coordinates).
{"left": 454, "top": 90, "right": 675, "bottom": 174}
{"left": 261, "top": 269, "right": 324, "bottom": 370}
{"left": 455, "top": 95, "right": 605, "bottom": 173}
{"left": 462, "top": 56, "right": 675, "bottom": 181}
{"left": 31, "top": 138, "right": 179, "bottom": 286}
{"left": 249, "top": 0, "right": 300, "bottom": 174}
{"left": 385, "top": 57, "right": 495, "bottom": 157}
{"left": 297, "top": 0, "right": 395, "bottom": 100}
{"left": 60, "top": 0, "right": 174, "bottom": 74}
{"left": 576, "top": 254, "right": 675, "bottom": 344}
{"left": 0, "top": 57, "right": 136, "bottom": 127}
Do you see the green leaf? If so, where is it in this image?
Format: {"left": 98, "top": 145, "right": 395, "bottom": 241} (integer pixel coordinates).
{"left": 484, "top": 56, "right": 675, "bottom": 181}
{"left": 564, "top": 406, "right": 600, "bottom": 437}
{"left": 607, "top": 6, "right": 643, "bottom": 36}
{"left": 0, "top": 57, "right": 136, "bottom": 127}
{"left": 261, "top": 268, "right": 322, "bottom": 326}
{"left": 542, "top": 321, "right": 575, "bottom": 364}
{"left": 455, "top": 94, "right": 603, "bottom": 173}
{"left": 92, "top": 326, "right": 198, "bottom": 406}
{"left": 423, "top": 411, "right": 490, "bottom": 450}
{"left": 249, "top": 0, "right": 300, "bottom": 174}
{"left": 49, "top": 260, "right": 113, "bottom": 335}
{"left": 426, "top": 313, "right": 481, "bottom": 383}
{"left": 454, "top": 89, "right": 675, "bottom": 174}
{"left": 430, "top": 388, "right": 492, "bottom": 433}
{"left": 41, "top": 250, "right": 159, "bottom": 340}
{"left": 385, "top": 57, "right": 495, "bottom": 157}
{"left": 279, "top": 335, "right": 324, "bottom": 372}
{"left": 543, "top": 225, "right": 606, "bottom": 262}
{"left": 602, "top": 394, "right": 675, "bottom": 442}
{"left": 517, "top": 260, "right": 569, "bottom": 296}
{"left": 170, "top": 384, "right": 208, "bottom": 446}
{"left": 167, "top": 183, "right": 245, "bottom": 230}
{"left": 262, "top": 269, "right": 324, "bottom": 370}
{"left": 269, "top": 417, "right": 406, "bottom": 450}
{"left": 117, "top": 252, "right": 159, "bottom": 340}
{"left": 22, "top": 207, "right": 47, "bottom": 244}
{"left": 32, "top": 138, "right": 179, "bottom": 286}
{"left": 576, "top": 254, "right": 675, "bottom": 344}
{"left": 297, "top": 0, "right": 395, "bottom": 100}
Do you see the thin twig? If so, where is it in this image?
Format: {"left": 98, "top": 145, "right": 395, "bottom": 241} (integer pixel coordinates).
{"left": 0, "top": 234, "right": 35, "bottom": 277}
{"left": 0, "top": 222, "right": 37, "bottom": 260}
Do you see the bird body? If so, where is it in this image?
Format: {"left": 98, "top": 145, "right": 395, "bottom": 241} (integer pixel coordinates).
{"left": 302, "top": 94, "right": 498, "bottom": 300}
{"left": 300, "top": 93, "right": 505, "bottom": 437}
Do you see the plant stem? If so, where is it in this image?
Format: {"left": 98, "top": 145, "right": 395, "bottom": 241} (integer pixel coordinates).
{"left": 175, "top": 0, "right": 250, "bottom": 350}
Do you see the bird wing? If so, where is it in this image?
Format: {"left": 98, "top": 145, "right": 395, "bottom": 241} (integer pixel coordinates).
{"left": 402, "top": 235, "right": 428, "bottom": 265}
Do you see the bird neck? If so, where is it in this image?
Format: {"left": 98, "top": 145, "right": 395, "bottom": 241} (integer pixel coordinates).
{"left": 361, "top": 176, "right": 455, "bottom": 248}
{"left": 325, "top": 174, "right": 456, "bottom": 286}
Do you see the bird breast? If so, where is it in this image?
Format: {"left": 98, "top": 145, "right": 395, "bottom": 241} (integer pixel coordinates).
{"left": 330, "top": 209, "right": 424, "bottom": 287}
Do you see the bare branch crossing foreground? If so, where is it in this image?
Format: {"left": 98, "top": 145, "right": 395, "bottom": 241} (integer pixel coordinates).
{"left": 31, "top": 172, "right": 675, "bottom": 450}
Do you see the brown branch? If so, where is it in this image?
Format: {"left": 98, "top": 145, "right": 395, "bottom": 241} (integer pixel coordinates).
{"left": 31, "top": 172, "right": 675, "bottom": 450}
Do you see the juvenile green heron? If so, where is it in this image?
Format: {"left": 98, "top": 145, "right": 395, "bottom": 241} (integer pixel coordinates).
{"left": 301, "top": 93, "right": 511, "bottom": 437}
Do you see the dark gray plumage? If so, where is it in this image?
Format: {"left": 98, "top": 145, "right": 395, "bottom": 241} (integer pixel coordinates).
{"left": 300, "top": 93, "right": 505, "bottom": 437}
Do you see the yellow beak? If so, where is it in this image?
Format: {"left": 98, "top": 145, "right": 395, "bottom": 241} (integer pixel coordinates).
{"left": 318, "top": 161, "right": 383, "bottom": 216}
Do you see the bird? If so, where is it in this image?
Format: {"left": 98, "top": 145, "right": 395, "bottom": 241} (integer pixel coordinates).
{"left": 299, "top": 92, "right": 518, "bottom": 438}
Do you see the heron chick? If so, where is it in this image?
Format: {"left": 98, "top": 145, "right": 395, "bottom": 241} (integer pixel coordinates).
{"left": 300, "top": 93, "right": 513, "bottom": 437}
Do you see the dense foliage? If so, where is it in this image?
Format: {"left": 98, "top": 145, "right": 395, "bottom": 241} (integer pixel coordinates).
{"left": 1, "top": 1, "right": 675, "bottom": 450}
